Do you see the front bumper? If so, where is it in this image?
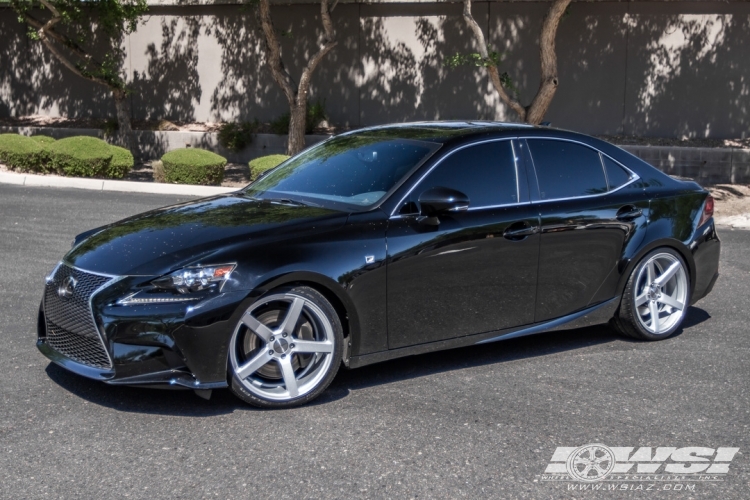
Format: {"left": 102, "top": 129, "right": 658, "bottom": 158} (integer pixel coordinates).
{"left": 37, "top": 274, "right": 254, "bottom": 389}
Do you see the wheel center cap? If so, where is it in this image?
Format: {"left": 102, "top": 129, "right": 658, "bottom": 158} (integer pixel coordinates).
{"left": 273, "top": 338, "right": 290, "bottom": 354}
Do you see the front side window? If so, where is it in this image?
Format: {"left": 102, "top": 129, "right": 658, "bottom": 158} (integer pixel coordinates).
{"left": 404, "top": 140, "right": 518, "bottom": 212}
{"left": 527, "top": 139, "right": 608, "bottom": 200}
{"left": 244, "top": 134, "right": 440, "bottom": 210}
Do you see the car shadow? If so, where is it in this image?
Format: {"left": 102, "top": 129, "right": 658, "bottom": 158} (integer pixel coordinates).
{"left": 45, "top": 306, "right": 711, "bottom": 414}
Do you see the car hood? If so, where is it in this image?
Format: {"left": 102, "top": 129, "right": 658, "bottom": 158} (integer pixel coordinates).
{"left": 64, "top": 194, "right": 347, "bottom": 276}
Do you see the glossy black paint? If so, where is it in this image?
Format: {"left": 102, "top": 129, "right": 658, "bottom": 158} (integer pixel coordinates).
{"left": 37, "top": 122, "right": 720, "bottom": 391}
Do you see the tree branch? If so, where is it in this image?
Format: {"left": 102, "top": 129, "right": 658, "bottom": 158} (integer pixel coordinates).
{"left": 462, "top": 0, "right": 526, "bottom": 121}
{"left": 297, "top": 0, "right": 337, "bottom": 105}
{"left": 256, "top": 0, "right": 298, "bottom": 107}
{"left": 526, "top": 0, "right": 572, "bottom": 124}
{"left": 28, "top": 1, "right": 112, "bottom": 89}
{"left": 23, "top": 12, "right": 101, "bottom": 69}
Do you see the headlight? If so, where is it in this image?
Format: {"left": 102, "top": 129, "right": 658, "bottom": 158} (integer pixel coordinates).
{"left": 152, "top": 264, "right": 236, "bottom": 294}
{"left": 118, "top": 264, "right": 236, "bottom": 305}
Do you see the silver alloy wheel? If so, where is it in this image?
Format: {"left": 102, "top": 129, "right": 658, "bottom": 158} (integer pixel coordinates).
{"left": 229, "top": 293, "right": 335, "bottom": 401}
{"left": 634, "top": 252, "right": 688, "bottom": 335}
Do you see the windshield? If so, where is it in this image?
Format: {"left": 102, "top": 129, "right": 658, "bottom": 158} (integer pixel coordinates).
{"left": 243, "top": 134, "right": 441, "bottom": 211}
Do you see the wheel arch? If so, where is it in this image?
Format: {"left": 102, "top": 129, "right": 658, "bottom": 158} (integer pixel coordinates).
{"left": 616, "top": 237, "right": 697, "bottom": 300}
{"left": 248, "top": 271, "right": 359, "bottom": 358}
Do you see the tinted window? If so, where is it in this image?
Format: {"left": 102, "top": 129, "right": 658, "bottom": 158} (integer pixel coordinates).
{"left": 410, "top": 141, "right": 518, "bottom": 210}
{"left": 602, "top": 156, "right": 633, "bottom": 190}
{"left": 527, "top": 139, "right": 607, "bottom": 199}
{"left": 245, "top": 135, "right": 439, "bottom": 210}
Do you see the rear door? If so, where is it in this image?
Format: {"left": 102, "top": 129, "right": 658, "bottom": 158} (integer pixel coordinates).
{"left": 386, "top": 139, "right": 541, "bottom": 349}
{"left": 523, "top": 138, "right": 648, "bottom": 322}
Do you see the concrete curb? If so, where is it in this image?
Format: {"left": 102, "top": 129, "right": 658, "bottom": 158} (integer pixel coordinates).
{"left": 0, "top": 171, "right": 236, "bottom": 196}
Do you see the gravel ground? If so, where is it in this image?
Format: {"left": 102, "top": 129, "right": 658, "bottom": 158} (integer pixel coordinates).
{"left": 0, "top": 184, "right": 748, "bottom": 499}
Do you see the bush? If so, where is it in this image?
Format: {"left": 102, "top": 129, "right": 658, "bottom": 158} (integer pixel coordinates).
{"left": 48, "top": 136, "right": 114, "bottom": 177}
{"left": 160, "top": 148, "right": 226, "bottom": 185}
{"left": 218, "top": 121, "right": 258, "bottom": 152}
{"left": 270, "top": 100, "right": 327, "bottom": 135}
{"left": 30, "top": 135, "right": 56, "bottom": 146}
{"left": 0, "top": 134, "right": 45, "bottom": 171}
{"left": 108, "top": 145, "right": 134, "bottom": 178}
{"left": 249, "top": 154, "right": 289, "bottom": 180}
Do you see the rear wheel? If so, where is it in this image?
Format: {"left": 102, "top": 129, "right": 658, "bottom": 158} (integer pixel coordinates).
{"left": 611, "top": 248, "right": 690, "bottom": 340}
{"left": 228, "top": 286, "right": 343, "bottom": 408}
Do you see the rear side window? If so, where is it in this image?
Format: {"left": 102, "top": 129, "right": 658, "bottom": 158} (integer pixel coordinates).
{"left": 527, "top": 139, "right": 607, "bottom": 200}
{"left": 409, "top": 140, "right": 518, "bottom": 209}
{"left": 602, "top": 156, "right": 633, "bottom": 190}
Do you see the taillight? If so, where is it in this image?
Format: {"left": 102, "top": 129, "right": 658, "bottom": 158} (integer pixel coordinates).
{"left": 698, "top": 195, "right": 714, "bottom": 227}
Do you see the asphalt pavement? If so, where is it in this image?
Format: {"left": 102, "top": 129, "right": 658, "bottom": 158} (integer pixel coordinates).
{"left": 1, "top": 184, "right": 748, "bottom": 499}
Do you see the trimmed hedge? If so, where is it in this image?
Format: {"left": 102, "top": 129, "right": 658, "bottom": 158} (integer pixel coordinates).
{"left": 31, "top": 135, "right": 56, "bottom": 146}
{"left": 109, "top": 145, "right": 134, "bottom": 179}
{"left": 160, "top": 148, "right": 226, "bottom": 185}
{"left": 249, "top": 154, "right": 289, "bottom": 180}
{"left": 0, "top": 134, "right": 44, "bottom": 171}
{"left": 48, "top": 136, "right": 114, "bottom": 177}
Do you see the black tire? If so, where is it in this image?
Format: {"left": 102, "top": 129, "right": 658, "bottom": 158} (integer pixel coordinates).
{"left": 228, "top": 285, "right": 344, "bottom": 409}
{"left": 611, "top": 247, "right": 691, "bottom": 341}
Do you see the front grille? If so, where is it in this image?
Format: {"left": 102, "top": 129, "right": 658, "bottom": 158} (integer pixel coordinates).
{"left": 44, "top": 263, "right": 114, "bottom": 369}
{"left": 46, "top": 323, "right": 112, "bottom": 369}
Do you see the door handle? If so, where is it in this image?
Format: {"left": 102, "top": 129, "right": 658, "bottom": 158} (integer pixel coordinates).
{"left": 503, "top": 223, "right": 539, "bottom": 240}
{"left": 616, "top": 206, "right": 643, "bottom": 221}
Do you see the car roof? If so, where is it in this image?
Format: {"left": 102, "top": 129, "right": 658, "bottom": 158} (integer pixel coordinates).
{"left": 339, "top": 121, "right": 537, "bottom": 143}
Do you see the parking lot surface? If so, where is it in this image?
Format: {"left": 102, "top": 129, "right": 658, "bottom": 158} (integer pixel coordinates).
{"left": 1, "top": 184, "right": 748, "bottom": 499}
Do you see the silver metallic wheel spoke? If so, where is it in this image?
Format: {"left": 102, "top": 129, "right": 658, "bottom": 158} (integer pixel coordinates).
{"left": 658, "top": 294, "right": 684, "bottom": 311}
{"left": 293, "top": 339, "right": 334, "bottom": 354}
{"left": 241, "top": 312, "right": 274, "bottom": 343}
{"left": 279, "top": 356, "right": 299, "bottom": 397}
{"left": 654, "top": 261, "right": 681, "bottom": 287}
{"left": 635, "top": 253, "right": 688, "bottom": 336}
{"left": 230, "top": 292, "right": 336, "bottom": 402}
{"left": 279, "top": 297, "right": 305, "bottom": 336}
{"left": 236, "top": 349, "right": 273, "bottom": 380}
{"left": 647, "top": 262, "right": 655, "bottom": 284}
{"left": 649, "top": 301, "right": 661, "bottom": 333}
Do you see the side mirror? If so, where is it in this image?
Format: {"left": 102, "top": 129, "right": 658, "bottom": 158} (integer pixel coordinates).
{"left": 418, "top": 187, "right": 470, "bottom": 216}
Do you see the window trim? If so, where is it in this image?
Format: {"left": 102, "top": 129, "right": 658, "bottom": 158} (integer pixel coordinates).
{"left": 389, "top": 137, "right": 525, "bottom": 217}
{"left": 520, "top": 137, "right": 640, "bottom": 204}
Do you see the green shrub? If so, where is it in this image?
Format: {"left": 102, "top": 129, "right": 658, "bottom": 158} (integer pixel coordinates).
{"left": 249, "top": 154, "right": 289, "bottom": 180}
{"left": 48, "top": 136, "right": 113, "bottom": 177}
{"left": 270, "top": 113, "right": 291, "bottom": 135}
{"left": 218, "top": 120, "right": 258, "bottom": 152}
{"left": 0, "top": 134, "right": 44, "bottom": 171}
{"left": 108, "top": 145, "right": 134, "bottom": 178}
{"left": 306, "top": 100, "right": 327, "bottom": 132}
{"left": 270, "top": 100, "right": 328, "bottom": 135}
{"left": 30, "top": 135, "right": 56, "bottom": 146}
{"left": 160, "top": 148, "right": 226, "bottom": 185}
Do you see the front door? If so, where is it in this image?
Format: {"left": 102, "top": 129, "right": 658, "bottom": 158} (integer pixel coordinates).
{"left": 386, "top": 140, "right": 541, "bottom": 349}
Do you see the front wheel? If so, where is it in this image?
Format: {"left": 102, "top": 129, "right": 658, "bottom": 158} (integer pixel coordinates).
{"left": 611, "top": 248, "right": 690, "bottom": 340}
{"left": 228, "top": 286, "right": 343, "bottom": 408}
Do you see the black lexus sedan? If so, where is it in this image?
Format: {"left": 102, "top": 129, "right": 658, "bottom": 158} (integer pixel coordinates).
{"left": 37, "top": 122, "right": 720, "bottom": 408}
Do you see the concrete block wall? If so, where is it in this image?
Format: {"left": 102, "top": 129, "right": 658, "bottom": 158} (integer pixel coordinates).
{"left": 620, "top": 145, "right": 750, "bottom": 184}
{"left": 1, "top": 1, "right": 749, "bottom": 140}
{"left": 2, "top": 125, "right": 747, "bottom": 183}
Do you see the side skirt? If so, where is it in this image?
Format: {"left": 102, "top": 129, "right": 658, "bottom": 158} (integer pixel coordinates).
{"left": 348, "top": 296, "right": 620, "bottom": 369}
